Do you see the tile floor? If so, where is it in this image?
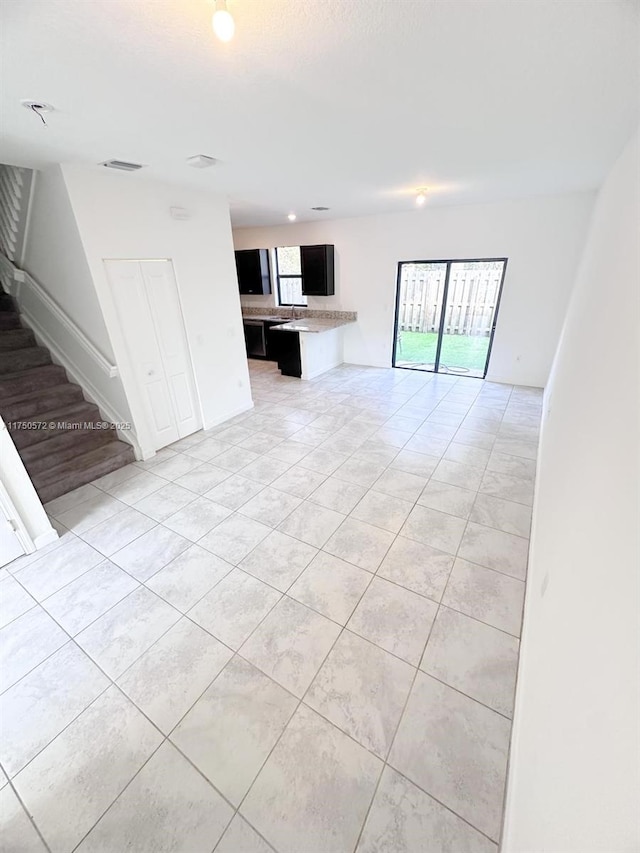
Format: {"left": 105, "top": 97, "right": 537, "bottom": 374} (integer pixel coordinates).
{"left": 0, "top": 360, "right": 542, "bottom": 853}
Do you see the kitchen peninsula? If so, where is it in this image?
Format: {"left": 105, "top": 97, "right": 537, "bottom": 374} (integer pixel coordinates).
{"left": 242, "top": 309, "right": 356, "bottom": 380}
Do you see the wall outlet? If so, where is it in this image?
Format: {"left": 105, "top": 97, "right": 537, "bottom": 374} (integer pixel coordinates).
{"left": 170, "top": 206, "right": 190, "bottom": 220}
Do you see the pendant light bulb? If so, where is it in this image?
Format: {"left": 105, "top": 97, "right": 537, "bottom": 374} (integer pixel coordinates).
{"left": 416, "top": 189, "right": 427, "bottom": 206}
{"left": 213, "top": 0, "right": 235, "bottom": 41}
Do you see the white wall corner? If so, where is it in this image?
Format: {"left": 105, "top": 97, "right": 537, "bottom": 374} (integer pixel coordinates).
{"left": 501, "top": 127, "right": 640, "bottom": 853}
{"left": 0, "top": 420, "right": 56, "bottom": 552}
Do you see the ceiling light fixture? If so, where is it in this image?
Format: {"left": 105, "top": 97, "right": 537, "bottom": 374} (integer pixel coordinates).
{"left": 21, "top": 100, "right": 54, "bottom": 126}
{"left": 415, "top": 188, "right": 428, "bottom": 206}
{"left": 287, "top": 213, "right": 297, "bottom": 222}
{"left": 212, "top": 0, "right": 235, "bottom": 41}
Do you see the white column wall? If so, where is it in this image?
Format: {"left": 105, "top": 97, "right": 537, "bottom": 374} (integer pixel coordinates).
{"left": 502, "top": 130, "right": 639, "bottom": 852}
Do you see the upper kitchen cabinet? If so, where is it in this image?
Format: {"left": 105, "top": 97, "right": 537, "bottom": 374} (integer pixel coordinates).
{"left": 235, "top": 249, "right": 272, "bottom": 295}
{"left": 301, "top": 244, "right": 335, "bottom": 296}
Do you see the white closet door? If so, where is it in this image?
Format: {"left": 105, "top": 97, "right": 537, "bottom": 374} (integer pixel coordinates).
{"left": 106, "top": 260, "right": 180, "bottom": 449}
{"left": 140, "top": 261, "right": 200, "bottom": 438}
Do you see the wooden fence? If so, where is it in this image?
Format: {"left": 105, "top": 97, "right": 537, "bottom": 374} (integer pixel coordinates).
{"left": 279, "top": 277, "right": 307, "bottom": 306}
{"left": 398, "top": 265, "right": 502, "bottom": 337}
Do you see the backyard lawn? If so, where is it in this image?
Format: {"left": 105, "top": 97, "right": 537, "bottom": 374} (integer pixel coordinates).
{"left": 395, "top": 330, "right": 489, "bottom": 374}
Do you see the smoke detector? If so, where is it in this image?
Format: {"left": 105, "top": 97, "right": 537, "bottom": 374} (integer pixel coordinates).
{"left": 186, "top": 154, "right": 218, "bottom": 169}
{"left": 101, "top": 159, "right": 144, "bottom": 172}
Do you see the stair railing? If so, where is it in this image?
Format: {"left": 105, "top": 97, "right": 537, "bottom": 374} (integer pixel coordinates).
{"left": 0, "top": 165, "right": 32, "bottom": 264}
{"left": 0, "top": 251, "right": 143, "bottom": 459}
{"left": 0, "top": 252, "right": 118, "bottom": 377}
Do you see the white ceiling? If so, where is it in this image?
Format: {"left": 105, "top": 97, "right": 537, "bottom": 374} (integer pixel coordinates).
{"left": 1, "top": 0, "right": 638, "bottom": 226}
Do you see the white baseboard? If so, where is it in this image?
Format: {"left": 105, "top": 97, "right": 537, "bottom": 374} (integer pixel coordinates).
{"left": 303, "top": 358, "right": 343, "bottom": 381}
{"left": 137, "top": 445, "right": 159, "bottom": 462}
{"left": 34, "top": 527, "right": 59, "bottom": 549}
{"left": 202, "top": 400, "right": 254, "bottom": 431}
{"left": 485, "top": 370, "right": 545, "bottom": 389}
{"left": 136, "top": 402, "right": 255, "bottom": 465}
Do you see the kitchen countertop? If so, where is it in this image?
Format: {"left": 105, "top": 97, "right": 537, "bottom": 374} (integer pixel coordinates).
{"left": 268, "top": 318, "right": 355, "bottom": 333}
{"left": 242, "top": 315, "right": 292, "bottom": 322}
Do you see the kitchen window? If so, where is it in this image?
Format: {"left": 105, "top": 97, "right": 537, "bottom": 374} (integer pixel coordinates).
{"left": 275, "top": 246, "right": 308, "bottom": 307}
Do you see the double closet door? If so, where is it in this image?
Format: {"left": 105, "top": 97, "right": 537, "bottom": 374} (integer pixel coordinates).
{"left": 106, "top": 259, "right": 201, "bottom": 450}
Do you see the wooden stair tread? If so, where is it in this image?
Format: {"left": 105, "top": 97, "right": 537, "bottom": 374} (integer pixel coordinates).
{"left": 21, "top": 429, "right": 116, "bottom": 471}
{"left": 0, "top": 329, "right": 36, "bottom": 351}
{"left": 0, "top": 363, "right": 67, "bottom": 394}
{"left": 33, "top": 441, "right": 135, "bottom": 490}
{"left": 34, "top": 442, "right": 136, "bottom": 503}
{"left": 2, "top": 382, "right": 77, "bottom": 407}
{"left": 0, "top": 289, "right": 134, "bottom": 502}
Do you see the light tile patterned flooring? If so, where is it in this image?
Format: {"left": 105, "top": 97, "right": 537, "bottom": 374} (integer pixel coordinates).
{"left": 0, "top": 360, "right": 542, "bottom": 853}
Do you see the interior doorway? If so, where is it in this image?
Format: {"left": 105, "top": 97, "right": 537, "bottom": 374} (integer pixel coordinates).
{"left": 392, "top": 258, "right": 507, "bottom": 379}
{"left": 105, "top": 259, "right": 202, "bottom": 450}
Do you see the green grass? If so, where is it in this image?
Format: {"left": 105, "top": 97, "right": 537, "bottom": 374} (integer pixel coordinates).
{"left": 395, "top": 331, "right": 489, "bottom": 374}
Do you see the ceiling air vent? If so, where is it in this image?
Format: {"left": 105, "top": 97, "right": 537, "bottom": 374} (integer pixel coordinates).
{"left": 101, "top": 159, "right": 144, "bottom": 172}
{"left": 186, "top": 154, "right": 218, "bottom": 169}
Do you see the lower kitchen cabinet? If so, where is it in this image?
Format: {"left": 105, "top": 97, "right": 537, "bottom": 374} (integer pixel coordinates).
{"left": 243, "top": 319, "right": 291, "bottom": 362}
{"left": 268, "top": 329, "right": 302, "bottom": 377}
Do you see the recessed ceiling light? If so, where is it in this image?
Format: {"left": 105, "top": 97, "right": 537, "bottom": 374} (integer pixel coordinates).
{"left": 21, "top": 100, "right": 53, "bottom": 112}
{"left": 415, "top": 188, "right": 428, "bottom": 206}
{"left": 21, "top": 100, "right": 54, "bottom": 125}
{"left": 288, "top": 213, "right": 297, "bottom": 222}
{"left": 186, "top": 154, "right": 218, "bottom": 168}
{"left": 311, "top": 206, "right": 330, "bottom": 211}
{"left": 212, "top": 0, "right": 235, "bottom": 41}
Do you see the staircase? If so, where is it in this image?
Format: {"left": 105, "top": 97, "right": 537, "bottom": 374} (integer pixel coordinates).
{"left": 0, "top": 287, "right": 135, "bottom": 504}
{"left": 0, "top": 164, "right": 33, "bottom": 264}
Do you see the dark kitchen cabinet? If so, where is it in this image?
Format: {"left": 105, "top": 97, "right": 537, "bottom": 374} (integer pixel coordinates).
{"left": 264, "top": 320, "right": 285, "bottom": 361}
{"left": 269, "top": 329, "right": 302, "bottom": 378}
{"left": 243, "top": 318, "right": 288, "bottom": 361}
{"left": 301, "top": 244, "right": 335, "bottom": 296}
{"left": 235, "top": 249, "right": 271, "bottom": 295}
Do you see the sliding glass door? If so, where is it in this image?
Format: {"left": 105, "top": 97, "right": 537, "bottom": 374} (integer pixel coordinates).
{"left": 392, "top": 258, "right": 507, "bottom": 379}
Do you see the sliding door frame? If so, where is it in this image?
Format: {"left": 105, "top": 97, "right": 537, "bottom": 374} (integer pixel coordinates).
{"left": 392, "top": 257, "right": 508, "bottom": 379}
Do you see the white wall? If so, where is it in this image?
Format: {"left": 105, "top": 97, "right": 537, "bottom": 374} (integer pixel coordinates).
{"left": 234, "top": 192, "right": 594, "bottom": 387}
{"left": 23, "top": 166, "right": 115, "bottom": 357}
{"left": 502, "top": 130, "right": 639, "bottom": 851}
{"left": 0, "top": 419, "right": 57, "bottom": 550}
{"left": 62, "top": 167, "right": 252, "bottom": 453}
{"left": 21, "top": 166, "right": 133, "bottom": 426}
